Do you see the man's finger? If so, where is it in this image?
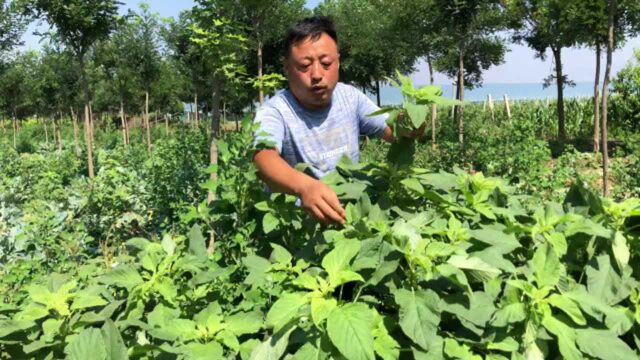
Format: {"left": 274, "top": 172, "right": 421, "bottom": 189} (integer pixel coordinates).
{"left": 321, "top": 189, "right": 346, "bottom": 219}
{"left": 317, "top": 199, "right": 345, "bottom": 225}
{"left": 307, "top": 205, "right": 328, "bottom": 225}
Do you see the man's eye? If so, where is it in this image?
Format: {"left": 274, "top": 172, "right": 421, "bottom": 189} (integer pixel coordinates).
{"left": 322, "top": 62, "right": 332, "bottom": 69}
{"left": 299, "top": 64, "right": 310, "bottom": 71}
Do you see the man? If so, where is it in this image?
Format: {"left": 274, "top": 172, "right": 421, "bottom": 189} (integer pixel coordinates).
{"left": 253, "top": 16, "right": 420, "bottom": 225}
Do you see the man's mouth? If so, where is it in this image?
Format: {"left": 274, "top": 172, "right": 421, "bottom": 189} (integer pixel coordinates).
{"left": 311, "top": 86, "right": 327, "bottom": 94}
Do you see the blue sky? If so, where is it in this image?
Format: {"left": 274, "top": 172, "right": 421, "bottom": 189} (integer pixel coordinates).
{"left": 20, "top": 0, "right": 640, "bottom": 85}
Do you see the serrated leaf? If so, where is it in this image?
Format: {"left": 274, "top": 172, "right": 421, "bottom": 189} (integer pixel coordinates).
{"left": 188, "top": 224, "right": 207, "bottom": 258}
{"left": 541, "top": 315, "right": 581, "bottom": 360}
{"left": 491, "top": 302, "right": 526, "bottom": 327}
{"left": 394, "top": 288, "right": 440, "bottom": 350}
{"left": 0, "top": 319, "right": 35, "bottom": 338}
{"left": 327, "top": 303, "right": 375, "bottom": 360}
{"left": 249, "top": 326, "right": 295, "bottom": 360}
{"left": 321, "top": 239, "right": 361, "bottom": 288}
{"left": 448, "top": 255, "right": 501, "bottom": 282}
{"left": 226, "top": 310, "right": 263, "bottom": 336}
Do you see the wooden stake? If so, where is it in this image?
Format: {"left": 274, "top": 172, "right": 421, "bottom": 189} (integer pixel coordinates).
{"left": 504, "top": 94, "right": 512, "bottom": 121}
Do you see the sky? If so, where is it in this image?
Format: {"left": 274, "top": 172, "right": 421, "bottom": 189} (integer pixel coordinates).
{"left": 20, "top": 0, "right": 640, "bottom": 85}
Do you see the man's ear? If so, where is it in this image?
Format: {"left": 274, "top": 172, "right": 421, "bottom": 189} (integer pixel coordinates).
{"left": 282, "top": 57, "right": 290, "bottom": 77}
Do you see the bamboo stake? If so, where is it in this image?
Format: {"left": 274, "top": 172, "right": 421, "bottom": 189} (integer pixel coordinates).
{"left": 71, "top": 107, "right": 80, "bottom": 156}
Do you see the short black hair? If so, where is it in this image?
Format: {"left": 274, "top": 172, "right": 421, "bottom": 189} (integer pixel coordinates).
{"left": 283, "top": 16, "right": 338, "bottom": 59}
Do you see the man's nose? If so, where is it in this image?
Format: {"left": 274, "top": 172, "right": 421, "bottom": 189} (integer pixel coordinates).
{"left": 310, "top": 63, "right": 322, "bottom": 82}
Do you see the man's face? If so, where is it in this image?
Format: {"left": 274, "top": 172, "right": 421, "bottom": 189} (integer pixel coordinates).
{"left": 284, "top": 32, "right": 340, "bottom": 111}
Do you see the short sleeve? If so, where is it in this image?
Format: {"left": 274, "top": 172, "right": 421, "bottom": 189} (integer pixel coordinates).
{"left": 356, "top": 89, "right": 388, "bottom": 137}
{"left": 253, "top": 105, "right": 285, "bottom": 153}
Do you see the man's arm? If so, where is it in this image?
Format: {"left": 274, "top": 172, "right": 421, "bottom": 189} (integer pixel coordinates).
{"left": 254, "top": 149, "right": 346, "bottom": 225}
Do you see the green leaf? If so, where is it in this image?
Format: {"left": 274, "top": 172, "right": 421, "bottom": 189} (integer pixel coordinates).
{"left": 531, "top": 243, "right": 561, "bottom": 288}
{"left": 71, "top": 291, "right": 107, "bottom": 311}
{"left": 66, "top": 328, "right": 107, "bottom": 360}
{"left": 487, "top": 337, "right": 519, "bottom": 352}
{"left": 575, "top": 329, "right": 636, "bottom": 360}
{"left": 311, "top": 297, "right": 337, "bottom": 326}
{"left": 327, "top": 303, "right": 375, "bottom": 360}
{"left": 491, "top": 303, "right": 526, "bottom": 327}
{"left": 541, "top": 315, "right": 582, "bottom": 360}
{"left": 586, "top": 255, "right": 635, "bottom": 305}
{"left": 101, "top": 320, "right": 128, "bottom": 360}
{"left": 265, "top": 293, "right": 308, "bottom": 333}
{"left": 249, "top": 326, "right": 295, "bottom": 360}
{"left": 373, "top": 324, "right": 400, "bottom": 360}
{"left": 188, "top": 224, "right": 207, "bottom": 258}
{"left": 321, "top": 239, "right": 361, "bottom": 288}
{"left": 443, "top": 339, "right": 482, "bottom": 360}
{"left": 243, "top": 254, "right": 271, "bottom": 286}
{"left": 15, "top": 304, "right": 49, "bottom": 321}
{"left": 448, "top": 255, "right": 501, "bottom": 282}
{"left": 161, "top": 234, "right": 176, "bottom": 256}
{"left": 403, "top": 102, "right": 429, "bottom": 129}
{"left": 269, "top": 243, "right": 292, "bottom": 264}
{"left": 263, "top": 213, "right": 280, "bottom": 234}
{"left": 181, "top": 342, "right": 224, "bottom": 360}
{"left": 226, "top": 310, "right": 263, "bottom": 336}
{"left": 99, "top": 265, "right": 143, "bottom": 291}
{"left": 469, "top": 228, "right": 520, "bottom": 254}
{"left": 611, "top": 231, "right": 630, "bottom": 270}
{"left": 546, "top": 294, "right": 586, "bottom": 326}
{"left": 0, "top": 319, "right": 35, "bottom": 338}
{"left": 394, "top": 288, "right": 440, "bottom": 350}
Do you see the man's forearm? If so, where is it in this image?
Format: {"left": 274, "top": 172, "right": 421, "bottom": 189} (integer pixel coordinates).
{"left": 253, "top": 149, "right": 314, "bottom": 195}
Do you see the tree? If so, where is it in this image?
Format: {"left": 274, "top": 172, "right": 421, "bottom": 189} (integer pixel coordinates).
{"left": 27, "top": 0, "right": 121, "bottom": 178}
{"left": 509, "top": 0, "right": 582, "bottom": 144}
{"left": 0, "top": 51, "right": 39, "bottom": 148}
{"left": 236, "top": 0, "right": 307, "bottom": 104}
{"left": 316, "top": 0, "right": 418, "bottom": 101}
{"left": 0, "top": 0, "right": 26, "bottom": 60}
{"left": 164, "top": 10, "right": 209, "bottom": 128}
{"left": 118, "top": 3, "right": 163, "bottom": 153}
{"left": 431, "top": 0, "right": 508, "bottom": 148}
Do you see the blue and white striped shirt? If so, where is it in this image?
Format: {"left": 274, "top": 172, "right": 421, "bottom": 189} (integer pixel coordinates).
{"left": 253, "top": 82, "right": 388, "bottom": 179}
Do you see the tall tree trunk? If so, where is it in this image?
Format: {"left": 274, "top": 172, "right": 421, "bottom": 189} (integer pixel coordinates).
{"left": 120, "top": 101, "right": 127, "bottom": 146}
{"left": 427, "top": 54, "right": 437, "bottom": 150}
{"left": 70, "top": 107, "right": 80, "bottom": 156}
{"left": 207, "top": 78, "right": 224, "bottom": 255}
{"left": 164, "top": 114, "right": 169, "bottom": 136}
{"left": 145, "top": 90, "right": 151, "bottom": 153}
{"left": 552, "top": 46, "right": 566, "bottom": 144}
{"left": 79, "top": 56, "right": 95, "bottom": 179}
{"left": 55, "top": 113, "right": 62, "bottom": 152}
{"left": 601, "top": 0, "right": 616, "bottom": 197}
{"left": 593, "top": 44, "right": 601, "bottom": 154}
{"left": 375, "top": 80, "right": 381, "bottom": 107}
{"left": 12, "top": 111, "right": 17, "bottom": 149}
{"left": 42, "top": 116, "right": 49, "bottom": 145}
{"left": 457, "top": 49, "right": 465, "bottom": 148}
{"left": 194, "top": 93, "right": 199, "bottom": 128}
{"left": 89, "top": 102, "right": 95, "bottom": 147}
{"left": 258, "top": 37, "right": 264, "bottom": 104}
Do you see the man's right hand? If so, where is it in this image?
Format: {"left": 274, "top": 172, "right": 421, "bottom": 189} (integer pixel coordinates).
{"left": 297, "top": 177, "right": 346, "bottom": 225}
{"left": 254, "top": 149, "right": 346, "bottom": 226}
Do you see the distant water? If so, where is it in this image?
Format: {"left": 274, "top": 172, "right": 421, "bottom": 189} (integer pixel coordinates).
{"left": 366, "top": 82, "right": 596, "bottom": 105}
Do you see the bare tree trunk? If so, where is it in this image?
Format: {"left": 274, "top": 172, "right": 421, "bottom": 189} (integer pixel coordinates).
{"left": 89, "top": 102, "right": 95, "bottom": 147}
{"left": 43, "top": 116, "right": 49, "bottom": 145}
{"left": 164, "top": 114, "right": 169, "bottom": 136}
{"left": 71, "top": 107, "right": 80, "bottom": 156}
{"left": 258, "top": 37, "right": 264, "bottom": 104}
{"left": 120, "top": 101, "right": 127, "bottom": 146}
{"left": 12, "top": 112, "right": 17, "bottom": 149}
{"left": 375, "top": 80, "right": 381, "bottom": 107}
{"left": 194, "top": 93, "right": 199, "bottom": 128}
{"left": 207, "top": 78, "right": 224, "bottom": 255}
{"left": 457, "top": 49, "right": 465, "bottom": 148}
{"left": 601, "top": 0, "right": 616, "bottom": 197}
{"left": 552, "top": 46, "right": 566, "bottom": 144}
{"left": 145, "top": 91, "right": 151, "bottom": 153}
{"left": 55, "top": 113, "right": 62, "bottom": 152}
{"left": 84, "top": 102, "right": 94, "bottom": 178}
{"left": 593, "top": 44, "right": 601, "bottom": 154}
{"left": 427, "top": 55, "right": 437, "bottom": 150}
